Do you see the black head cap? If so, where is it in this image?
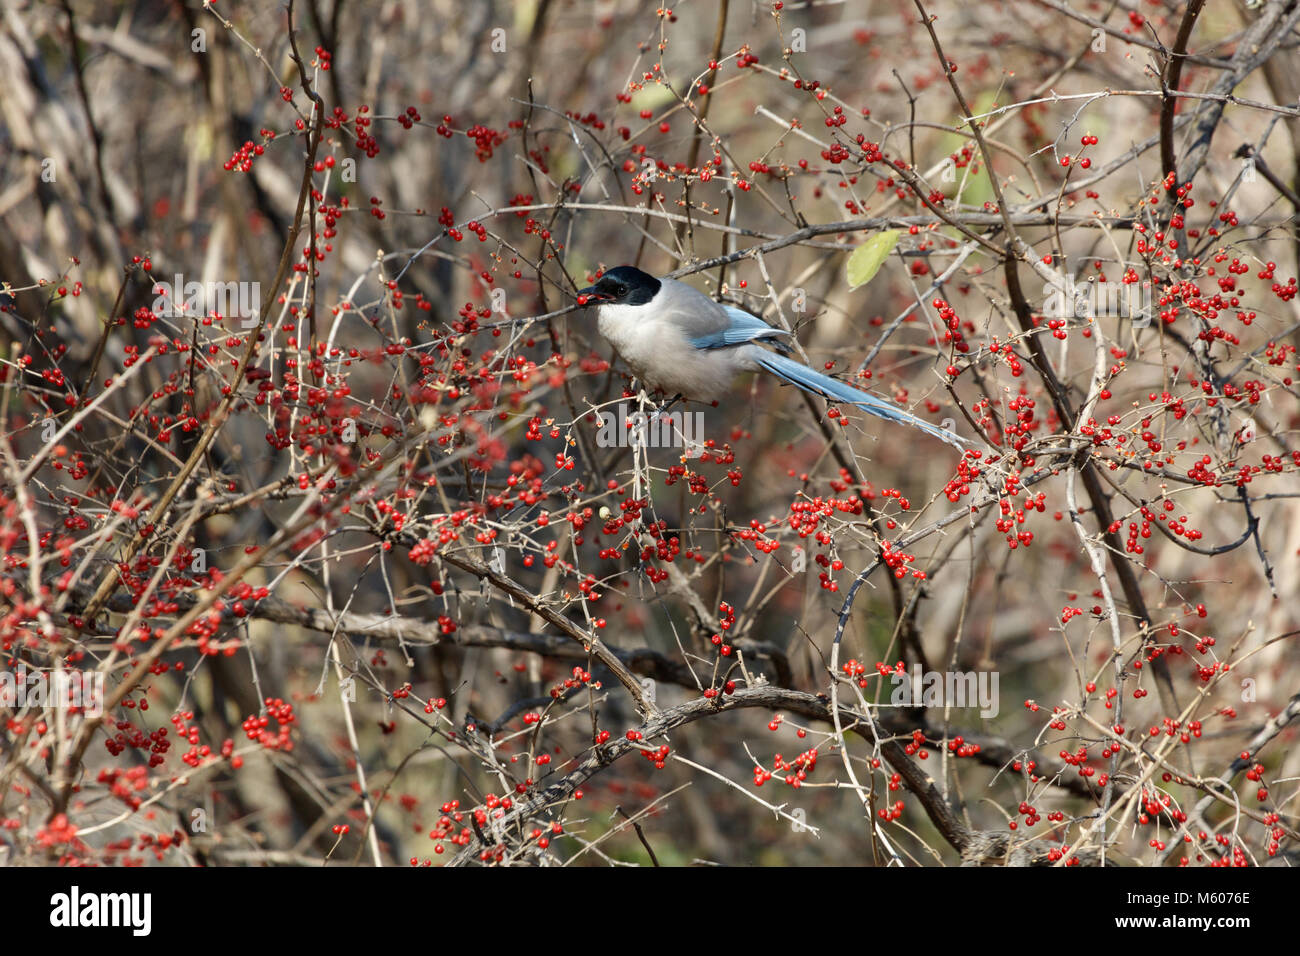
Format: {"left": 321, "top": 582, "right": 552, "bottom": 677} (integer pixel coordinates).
{"left": 577, "top": 266, "right": 661, "bottom": 306}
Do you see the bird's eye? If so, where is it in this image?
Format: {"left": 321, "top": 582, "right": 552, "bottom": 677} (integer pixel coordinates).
{"left": 611, "top": 284, "right": 626, "bottom": 296}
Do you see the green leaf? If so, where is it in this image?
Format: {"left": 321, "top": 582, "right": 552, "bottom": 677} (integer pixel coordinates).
{"left": 846, "top": 230, "right": 900, "bottom": 289}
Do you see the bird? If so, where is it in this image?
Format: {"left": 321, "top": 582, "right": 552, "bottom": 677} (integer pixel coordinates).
{"left": 575, "top": 265, "right": 966, "bottom": 449}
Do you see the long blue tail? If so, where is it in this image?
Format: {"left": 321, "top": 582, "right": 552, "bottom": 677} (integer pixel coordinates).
{"left": 753, "top": 352, "right": 967, "bottom": 449}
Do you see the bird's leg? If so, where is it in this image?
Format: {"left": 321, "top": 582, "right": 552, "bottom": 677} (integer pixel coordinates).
{"left": 649, "top": 393, "right": 684, "bottom": 426}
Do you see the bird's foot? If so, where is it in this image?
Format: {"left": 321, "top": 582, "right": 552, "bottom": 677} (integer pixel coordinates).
{"left": 649, "top": 393, "right": 684, "bottom": 426}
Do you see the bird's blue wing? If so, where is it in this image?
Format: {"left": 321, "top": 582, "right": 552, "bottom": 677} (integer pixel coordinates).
{"left": 688, "top": 305, "right": 792, "bottom": 350}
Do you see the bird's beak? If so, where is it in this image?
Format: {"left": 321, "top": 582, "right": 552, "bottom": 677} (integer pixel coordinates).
{"left": 575, "top": 285, "right": 599, "bottom": 307}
